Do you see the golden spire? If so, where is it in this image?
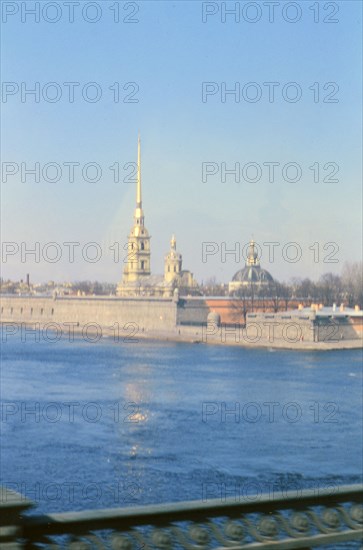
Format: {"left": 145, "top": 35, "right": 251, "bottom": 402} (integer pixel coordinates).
{"left": 136, "top": 133, "right": 141, "bottom": 208}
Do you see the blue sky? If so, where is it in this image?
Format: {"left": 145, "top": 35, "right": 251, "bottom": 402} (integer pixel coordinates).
{"left": 1, "top": 0, "right": 362, "bottom": 284}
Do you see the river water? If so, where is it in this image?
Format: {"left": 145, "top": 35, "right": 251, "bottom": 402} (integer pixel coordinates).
{"left": 1, "top": 331, "right": 362, "bottom": 514}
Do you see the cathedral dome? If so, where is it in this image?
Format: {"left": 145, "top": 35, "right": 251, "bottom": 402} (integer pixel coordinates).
{"left": 229, "top": 238, "right": 274, "bottom": 289}
{"left": 232, "top": 265, "right": 273, "bottom": 284}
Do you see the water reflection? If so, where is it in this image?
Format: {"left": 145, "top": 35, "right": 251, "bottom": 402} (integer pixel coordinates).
{"left": 1, "top": 334, "right": 361, "bottom": 512}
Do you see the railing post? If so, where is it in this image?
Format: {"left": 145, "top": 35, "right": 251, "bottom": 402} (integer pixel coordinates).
{"left": 0, "top": 488, "right": 34, "bottom": 550}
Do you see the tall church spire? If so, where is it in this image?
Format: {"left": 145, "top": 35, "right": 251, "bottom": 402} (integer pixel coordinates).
{"left": 136, "top": 133, "right": 141, "bottom": 208}
{"left": 134, "top": 133, "right": 144, "bottom": 226}
{"left": 118, "top": 134, "right": 151, "bottom": 288}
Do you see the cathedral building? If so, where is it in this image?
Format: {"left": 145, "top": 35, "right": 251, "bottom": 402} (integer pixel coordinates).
{"left": 117, "top": 137, "right": 198, "bottom": 298}
{"left": 229, "top": 239, "right": 274, "bottom": 294}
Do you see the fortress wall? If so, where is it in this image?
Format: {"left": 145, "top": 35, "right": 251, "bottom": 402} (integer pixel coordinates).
{"left": 0, "top": 296, "right": 178, "bottom": 332}
{"left": 246, "top": 313, "right": 361, "bottom": 342}
{"left": 1, "top": 296, "right": 361, "bottom": 344}
{"left": 178, "top": 298, "right": 320, "bottom": 326}
{"left": 314, "top": 320, "right": 360, "bottom": 341}
{"left": 176, "top": 298, "right": 209, "bottom": 325}
{"left": 205, "top": 298, "right": 246, "bottom": 324}
{"left": 246, "top": 313, "right": 315, "bottom": 342}
{"left": 176, "top": 297, "right": 306, "bottom": 327}
{"left": 351, "top": 317, "right": 363, "bottom": 335}
{"left": 204, "top": 298, "right": 315, "bottom": 324}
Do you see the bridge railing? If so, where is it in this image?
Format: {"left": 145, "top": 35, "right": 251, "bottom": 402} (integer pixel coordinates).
{"left": 1, "top": 484, "right": 362, "bottom": 550}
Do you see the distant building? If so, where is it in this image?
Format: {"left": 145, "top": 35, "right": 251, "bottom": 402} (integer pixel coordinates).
{"left": 229, "top": 239, "right": 274, "bottom": 294}
{"left": 117, "top": 136, "right": 198, "bottom": 297}
{"left": 246, "top": 304, "right": 363, "bottom": 343}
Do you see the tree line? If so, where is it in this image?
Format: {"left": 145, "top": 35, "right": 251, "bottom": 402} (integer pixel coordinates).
{"left": 201, "top": 262, "right": 363, "bottom": 308}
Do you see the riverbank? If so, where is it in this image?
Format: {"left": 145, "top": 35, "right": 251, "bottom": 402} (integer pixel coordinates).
{"left": 1, "top": 295, "right": 362, "bottom": 351}
{"left": 133, "top": 327, "right": 363, "bottom": 350}
{"left": 1, "top": 321, "right": 362, "bottom": 350}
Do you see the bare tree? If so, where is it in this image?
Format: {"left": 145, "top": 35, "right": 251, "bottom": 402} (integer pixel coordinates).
{"left": 201, "top": 277, "right": 227, "bottom": 296}
{"left": 316, "top": 273, "right": 343, "bottom": 305}
{"left": 341, "top": 262, "right": 363, "bottom": 307}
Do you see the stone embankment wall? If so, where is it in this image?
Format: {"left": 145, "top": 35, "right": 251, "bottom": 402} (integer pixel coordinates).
{"left": 246, "top": 312, "right": 361, "bottom": 342}
{"left": 1, "top": 296, "right": 362, "bottom": 347}
{"left": 0, "top": 295, "right": 178, "bottom": 333}
{"left": 176, "top": 298, "right": 210, "bottom": 325}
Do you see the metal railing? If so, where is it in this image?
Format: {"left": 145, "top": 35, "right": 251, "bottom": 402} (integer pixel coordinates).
{"left": 1, "top": 484, "right": 362, "bottom": 549}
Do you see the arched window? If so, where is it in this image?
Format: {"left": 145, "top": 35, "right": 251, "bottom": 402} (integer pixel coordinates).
{"left": 141, "top": 242, "right": 144, "bottom": 250}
